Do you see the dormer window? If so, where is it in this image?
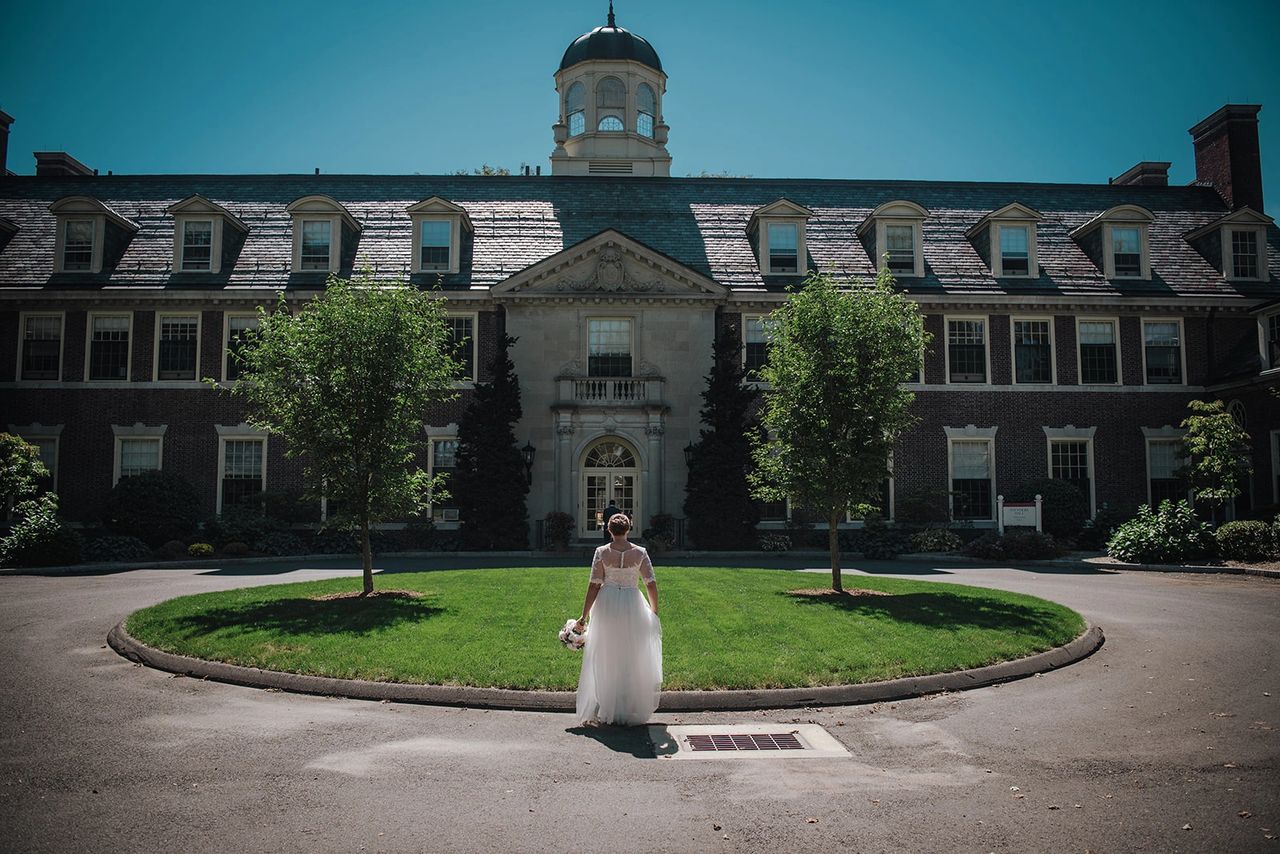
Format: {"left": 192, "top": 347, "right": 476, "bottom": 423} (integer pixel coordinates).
{"left": 181, "top": 221, "right": 213, "bottom": 270}
{"left": 999, "top": 226, "right": 1030, "bottom": 275}
{"left": 637, "top": 83, "right": 656, "bottom": 138}
{"left": 1185, "top": 207, "right": 1271, "bottom": 283}
{"left": 1232, "top": 230, "right": 1259, "bottom": 278}
{"left": 965, "top": 202, "right": 1042, "bottom": 279}
{"left": 858, "top": 200, "right": 929, "bottom": 278}
{"left": 1069, "top": 204, "right": 1154, "bottom": 280}
{"left": 49, "top": 196, "right": 138, "bottom": 274}
{"left": 286, "top": 195, "right": 361, "bottom": 274}
{"left": 167, "top": 195, "right": 248, "bottom": 275}
{"left": 407, "top": 197, "right": 473, "bottom": 275}
{"left": 566, "top": 81, "right": 586, "bottom": 136}
{"left": 749, "top": 199, "right": 813, "bottom": 277}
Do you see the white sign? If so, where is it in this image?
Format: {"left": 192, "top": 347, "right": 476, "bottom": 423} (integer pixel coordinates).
{"left": 1001, "top": 504, "right": 1038, "bottom": 528}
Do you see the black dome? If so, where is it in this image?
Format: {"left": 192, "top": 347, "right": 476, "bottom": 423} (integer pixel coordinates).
{"left": 559, "top": 24, "right": 662, "bottom": 73}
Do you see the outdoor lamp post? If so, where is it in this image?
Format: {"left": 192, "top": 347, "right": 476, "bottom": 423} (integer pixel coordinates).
{"left": 522, "top": 441, "right": 536, "bottom": 484}
{"left": 683, "top": 442, "right": 695, "bottom": 467}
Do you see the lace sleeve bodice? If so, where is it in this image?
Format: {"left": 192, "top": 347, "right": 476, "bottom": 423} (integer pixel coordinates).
{"left": 591, "top": 544, "right": 655, "bottom": 588}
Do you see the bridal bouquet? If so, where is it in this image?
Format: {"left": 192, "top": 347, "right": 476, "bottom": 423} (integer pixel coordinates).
{"left": 558, "top": 618, "right": 586, "bottom": 651}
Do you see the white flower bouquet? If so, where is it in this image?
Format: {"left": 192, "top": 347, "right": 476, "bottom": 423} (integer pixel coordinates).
{"left": 558, "top": 618, "right": 586, "bottom": 650}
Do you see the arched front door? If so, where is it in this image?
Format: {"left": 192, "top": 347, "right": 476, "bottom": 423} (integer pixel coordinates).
{"left": 581, "top": 440, "right": 640, "bottom": 538}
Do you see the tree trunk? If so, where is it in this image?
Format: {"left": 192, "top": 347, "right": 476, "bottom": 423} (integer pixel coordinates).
{"left": 360, "top": 510, "right": 374, "bottom": 596}
{"left": 828, "top": 509, "right": 842, "bottom": 592}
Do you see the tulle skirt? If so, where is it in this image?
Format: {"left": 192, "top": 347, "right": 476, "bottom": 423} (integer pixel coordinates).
{"left": 576, "top": 584, "right": 663, "bottom": 726}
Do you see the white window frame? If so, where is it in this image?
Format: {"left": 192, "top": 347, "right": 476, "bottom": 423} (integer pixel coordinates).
{"left": 1224, "top": 224, "right": 1268, "bottom": 282}
{"left": 943, "top": 315, "right": 991, "bottom": 385}
{"left": 286, "top": 195, "right": 360, "bottom": 274}
{"left": 16, "top": 311, "right": 65, "bottom": 382}
{"left": 222, "top": 312, "right": 260, "bottom": 383}
{"left": 585, "top": 315, "right": 636, "bottom": 378}
{"left": 1044, "top": 426, "right": 1096, "bottom": 517}
{"left": 1262, "top": 310, "right": 1280, "bottom": 374}
{"left": 1075, "top": 316, "right": 1122, "bottom": 386}
{"left": 407, "top": 198, "right": 471, "bottom": 275}
{"left": 877, "top": 218, "right": 925, "bottom": 278}
{"left": 176, "top": 217, "right": 218, "bottom": 273}
{"left": 1104, "top": 222, "right": 1151, "bottom": 280}
{"left": 215, "top": 425, "right": 268, "bottom": 514}
{"left": 741, "top": 312, "right": 776, "bottom": 379}
{"left": 49, "top": 196, "right": 138, "bottom": 275}
{"left": 8, "top": 424, "right": 61, "bottom": 493}
{"left": 297, "top": 218, "right": 335, "bottom": 271}
{"left": 153, "top": 312, "right": 202, "bottom": 382}
{"left": 415, "top": 217, "right": 457, "bottom": 274}
{"left": 1009, "top": 315, "right": 1056, "bottom": 385}
{"left": 1141, "top": 427, "right": 1190, "bottom": 508}
{"left": 1272, "top": 429, "right": 1280, "bottom": 504}
{"left": 750, "top": 200, "right": 812, "bottom": 279}
{"left": 992, "top": 221, "right": 1039, "bottom": 279}
{"left": 111, "top": 424, "right": 167, "bottom": 485}
{"left": 1139, "top": 316, "right": 1187, "bottom": 387}
{"left": 447, "top": 311, "right": 479, "bottom": 384}
{"left": 84, "top": 311, "right": 134, "bottom": 383}
{"left": 944, "top": 426, "right": 998, "bottom": 525}
{"left": 425, "top": 426, "right": 460, "bottom": 527}
{"left": 56, "top": 217, "right": 99, "bottom": 273}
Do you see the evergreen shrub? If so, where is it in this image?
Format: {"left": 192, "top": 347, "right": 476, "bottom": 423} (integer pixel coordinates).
{"left": 253, "top": 531, "right": 307, "bottom": 556}
{"left": 0, "top": 494, "right": 82, "bottom": 567}
{"left": 187, "top": 543, "right": 214, "bottom": 557}
{"left": 83, "top": 535, "right": 151, "bottom": 563}
{"left": 1215, "top": 520, "right": 1277, "bottom": 562}
{"left": 544, "top": 511, "right": 575, "bottom": 550}
{"left": 894, "top": 491, "right": 951, "bottom": 526}
{"left": 1106, "top": 500, "right": 1216, "bottom": 564}
{"left": 909, "top": 528, "right": 962, "bottom": 553}
{"left": 103, "top": 471, "right": 201, "bottom": 547}
{"left": 203, "top": 506, "right": 283, "bottom": 548}
{"left": 1007, "top": 479, "right": 1089, "bottom": 541}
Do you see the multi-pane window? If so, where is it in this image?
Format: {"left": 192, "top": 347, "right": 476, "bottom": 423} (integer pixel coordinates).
{"left": 566, "top": 81, "right": 585, "bottom": 136}
{"left": 999, "top": 226, "right": 1030, "bottom": 276}
{"left": 28, "top": 438, "right": 58, "bottom": 492}
{"left": 1268, "top": 314, "right": 1280, "bottom": 370}
{"left": 588, "top": 319, "right": 632, "bottom": 377}
{"left": 221, "top": 438, "right": 264, "bottom": 510}
{"left": 767, "top": 223, "right": 798, "bottom": 273}
{"left": 420, "top": 221, "right": 451, "bottom": 270}
{"left": 636, "top": 83, "right": 656, "bottom": 138}
{"left": 1143, "top": 321, "right": 1183, "bottom": 384}
{"left": 597, "top": 77, "right": 625, "bottom": 108}
{"left": 1078, "top": 320, "right": 1118, "bottom": 384}
{"left": 88, "top": 315, "right": 130, "bottom": 381}
{"left": 225, "top": 315, "right": 259, "bottom": 381}
{"left": 1013, "top": 319, "right": 1052, "bottom": 383}
{"left": 950, "top": 440, "right": 993, "bottom": 520}
{"left": 118, "top": 438, "right": 161, "bottom": 480}
{"left": 21, "top": 315, "right": 62, "bottom": 380}
{"left": 300, "top": 220, "right": 332, "bottom": 270}
{"left": 1111, "top": 227, "right": 1142, "bottom": 277}
{"left": 947, "top": 319, "right": 987, "bottom": 383}
{"left": 1230, "top": 230, "right": 1260, "bottom": 279}
{"left": 448, "top": 316, "right": 475, "bottom": 380}
{"left": 598, "top": 115, "right": 624, "bottom": 132}
{"left": 744, "top": 315, "right": 773, "bottom": 378}
{"left": 157, "top": 315, "right": 198, "bottom": 380}
{"left": 432, "top": 439, "right": 460, "bottom": 521}
{"left": 886, "top": 225, "right": 916, "bottom": 274}
{"left": 63, "top": 220, "right": 94, "bottom": 271}
{"left": 181, "top": 220, "right": 213, "bottom": 271}
{"left": 1050, "top": 440, "right": 1091, "bottom": 509}
{"left": 1147, "top": 439, "right": 1185, "bottom": 507}
{"left": 757, "top": 499, "right": 788, "bottom": 522}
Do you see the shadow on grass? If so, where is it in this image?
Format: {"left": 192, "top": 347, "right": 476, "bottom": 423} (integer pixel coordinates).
{"left": 781, "top": 589, "right": 1068, "bottom": 635}
{"left": 166, "top": 594, "right": 445, "bottom": 638}
{"left": 566, "top": 724, "right": 656, "bottom": 758}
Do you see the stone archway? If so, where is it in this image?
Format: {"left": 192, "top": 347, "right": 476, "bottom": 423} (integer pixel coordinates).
{"left": 579, "top": 438, "right": 641, "bottom": 538}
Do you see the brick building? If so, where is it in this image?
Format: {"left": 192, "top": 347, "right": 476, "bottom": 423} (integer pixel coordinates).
{"left": 1, "top": 12, "right": 1277, "bottom": 541}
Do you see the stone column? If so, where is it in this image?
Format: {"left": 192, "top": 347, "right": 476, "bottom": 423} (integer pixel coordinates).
{"left": 555, "top": 419, "right": 574, "bottom": 513}
{"left": 645, "top": 421, "right": 664, "bottom": 527}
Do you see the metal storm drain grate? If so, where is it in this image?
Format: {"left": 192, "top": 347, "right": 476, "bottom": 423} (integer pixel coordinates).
{"left": 650, "top": 724, "right": 850, "bottom": 760}
{"left": 687, "top": 732, "right": 804, "bottom": 752}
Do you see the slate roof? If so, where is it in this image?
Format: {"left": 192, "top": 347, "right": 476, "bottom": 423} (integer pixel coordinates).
{"left": 0, "top": 173, "right": 1276, "bottom": 302}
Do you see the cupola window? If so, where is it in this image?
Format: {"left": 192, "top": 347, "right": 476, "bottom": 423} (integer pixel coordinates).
{"left": 636, "top": 83, "right": 656, "bottom": 138}
{"left": 597, "top": 76, "right": 625, "bottom": 109}
{"left": 566, "top": 82, "right": 585, "bottom": 137}
{"left": 598, "top": 115, "right": 624, "bottom": 132}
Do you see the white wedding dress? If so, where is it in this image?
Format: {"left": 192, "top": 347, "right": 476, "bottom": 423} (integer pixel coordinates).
{"left": 576, "top": 543, "right": 663, "bottom": 726}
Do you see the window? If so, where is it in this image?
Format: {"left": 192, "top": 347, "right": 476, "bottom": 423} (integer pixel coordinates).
{"left": 588, "top": 318, "right": 632, "bottom": 377}
{"left": 967, "top": 203, "right": 1043, "bottom": 279}
{"left": 1111, "top": 227, "right": 1142, "bottom": 277}
{"left": 636, "top": 83, "right": 656, "bottom": 138}
{"left": 950, "top": 439, "right": 993, "bottom": 521}
{"left": 448, "top": 315, "right": 475, "bottom": 381}
{"left": 224, "top": 314, "right": 259, "bottom": 382}
{"left": 885, "top": 225, "right": 916, "bottom": 275}
{"left": 947, "top": 318, "right": 987, "bottom": 383}
{"left": 566, "top": 81, "right": 585, "bottom": 137}
{"left": 156, "top": 314, "right": 199, "bottom": 380}
{"left": 19, "top": 313, "right": 62, "bottom": 380}
{"left": 1147, "top": 438, "right": 1186, "bottom": 507}
{"left": 756, "top": 499, "right": 788, "bottom": 522}
{"left": 87, "top": 314, "right": 131, "bottom": 381}
{"left": 20, "top": 436, "right": 59, "bottom": 493}
{"left": 420, "top": 220, "right": 451, "bottom": 270}
{"left": 63, "top": 220, "right": 94, "bottom": 271}
{"left": 431, "top": 438, "right": 460, "bottom": 522}
{"left": 220, "top": 437, "right": 265, "bottom": 511}
{"left": 1230, "top": 229, "right": 1260, "bottom": 280}
{"left": 743, "top": 314, "right": 773, "bottom": 378}
{"left": 117, "top": 437, "right": 161, "bottom": 481}
{"left": 598, "top": 115, "right": 624, "bottom": 132}
{"left": 300, "top": 220, "right": 331, "bottom": 270}
{"left": 860, "top": 201, "right": 929, "bottom": 278}
{"left": 1078, "top": 319, "right": 1119, "bottom": 384}
{"left": 1013, "top": 319, "right": 1052, "bottom": 383}
{"left": 597, "top": 77, "right": 625, "bottom": 109}
{"left": 181, "top": 220, "right": 213, "bottom": 271}
{"left": 767, "top": 223, "right": 798, "bottom": 273}
{"left": 999, "top": 225, "right": 1030, "bottom": 276}
{"left": 1050, "top": 439, "right": 1092, "bottom": 514}
{"left": 1266, "top": 313, "right": 1280, "bottom": 371}
{"left": 1070, "top": 205, "right": 1153, "bottom": 280}
{"left": 1143, "top": 320, "right": 1183, "bottom": 384}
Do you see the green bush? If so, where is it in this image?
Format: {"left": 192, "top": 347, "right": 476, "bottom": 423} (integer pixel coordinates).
{"left": 202, "top": 505, "right": 284, "bottom": 548}
{"left": 0, "top": 494, "right": 82, "bottom": 567}
{"left": 157, "top": 539, "right": 188, "bottom": 560}
{"left": 856, "top": 515, "right": 906, "bottom": 560}
{"left": 894, "top": 491, "right": 952, "bottom": 526}
{"left": 1215, "top": 520, "right": 1277, "bottom": 562}
{"left": 1007, "top": 479, "right": 1089, "bottom": 541}
{"left": 961, "top": 532, "right": 1004, "bottom": 560}
{"left": 909, "top": 527, "right": 962, "bottom": 553}
{"left": 544, "top": 511, "right": 575, "bottom": 550}
{"left": 1076, "top": 504, "right": 1133, "bottom": 551}
{"left": 253, "top": 531, "right": 308, "bottom": 556}
{"left": 103, "top": 471, "right": 201, "bottom": 547}
{"left": 784, "top": 506, "right": 825, "bottom": 548}
{"left": 961, "top": 529, "right": 1063, "bottom": 561}
{"left": 187, "top": 542, "right": 214, "bottom": 557}
{"left": 222, "top": 541, "right": 251, "bottom": 557}
{"left": 256, "top": 491, "right": 319, "bottom": 524}
{"left": 759, "top": 533, "right": 791, "bottom": 552}
{"left": 642, "top": 513, "right": 677, "bottom": 553}
{"left": 1106, "top": 500, "right": 1217, "bottom": 565}
{"left": 397, "top": 520, "right": 437, "bottom": 551}
{"left": 83, "top": 535, "right": 152, "bottom": 563}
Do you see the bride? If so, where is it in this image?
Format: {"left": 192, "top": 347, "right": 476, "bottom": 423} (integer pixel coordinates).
{"left": 574, "top": 513, "right": 663, "bottom": 726}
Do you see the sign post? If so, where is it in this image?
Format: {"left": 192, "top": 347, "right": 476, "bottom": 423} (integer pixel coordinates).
{"left": 997, "top": 494, "right": 1042, "bottom": 534}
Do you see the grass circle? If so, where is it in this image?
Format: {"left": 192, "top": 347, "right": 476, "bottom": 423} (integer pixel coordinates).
{"left": 125, "top": 567, "right": 1085, "bottom": 691}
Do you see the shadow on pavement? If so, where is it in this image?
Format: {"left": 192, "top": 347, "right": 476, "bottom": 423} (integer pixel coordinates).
{"left": 565, "top": 724, "right": 657, "bottom": 758}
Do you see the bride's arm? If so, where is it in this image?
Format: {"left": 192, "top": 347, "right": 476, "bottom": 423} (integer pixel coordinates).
{"left": 578, "top": 548, "right": 605, "bottom": 625}
{"left": 640, "top": 551, "right": 658, "bottom": 616}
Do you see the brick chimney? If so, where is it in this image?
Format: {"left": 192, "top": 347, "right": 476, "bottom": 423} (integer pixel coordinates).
{"left": 0, "top": 110, "right": 13, "bottom": 176}
{"left": 1110, "top": 161, "right": 1171, "bottom": 186}
{"left": 34, "top": 151, "right": 94, "bottom": 177}
{"left": 1189, "top": 104, "right": 1264, "bottom": 212}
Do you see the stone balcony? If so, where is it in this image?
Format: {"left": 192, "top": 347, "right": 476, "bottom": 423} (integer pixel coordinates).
{"left": 555, "top": 376, "right": 665, "bottom": 407}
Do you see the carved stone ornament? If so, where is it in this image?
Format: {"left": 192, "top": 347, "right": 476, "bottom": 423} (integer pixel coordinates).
{"left": 556, "top": 246, "right": 667, "bottom": 293}
{"left": 644, "top": 424, "right": 665, "bottom": 437}
{"left": 636, "top": 358, "right": 661, "bottom": 377}
{"left": 556, "top": 424, "right": 576, "bottom": 436}
{"left": 558, "top": 358, "right": 584, "bottom": 377}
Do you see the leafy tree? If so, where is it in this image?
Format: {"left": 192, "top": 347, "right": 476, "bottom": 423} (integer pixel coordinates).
{"left": 1180, "top": 398, "right": 1252, "bottom": 522}
{"left": 683, "top": 319, "right": 760, "bottom": 548}
{"left": 455, "top": 164, "right": 511, "bottom": 176}
{"left": 750, "top": 269, "right": 928, "bottom": 591}
{"left": 0, "top": 433, "right": 48, "bottom": 521}
{"left": 454, "top": 332, "right": 531, "bottom": 549}
{"left": 224, "top": 273, "right": 459, "bottom": 595}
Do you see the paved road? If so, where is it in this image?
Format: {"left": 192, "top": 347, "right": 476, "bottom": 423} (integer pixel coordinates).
{"left": 2, "top": 560, "right": 1277, "bottom": 853}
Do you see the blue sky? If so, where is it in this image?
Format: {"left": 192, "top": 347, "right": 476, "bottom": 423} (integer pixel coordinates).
{"left": 3, "top": 0, "right": 1278, "bottom": 205}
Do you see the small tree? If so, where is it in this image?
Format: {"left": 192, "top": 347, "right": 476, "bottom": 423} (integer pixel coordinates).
{"left": 1180, "top": 399, "right": 1252, "bottom": 522}
{"left": 455, "top": 332, "right": 531, "bottom": 550}
{"left": 750, "top": 269, "right": 928, "bottom": 591}
{"left": 225, "top": 273, "right": 459, "bottom": 595}
{"left": 683, "top": 320, "right": 760, "bottom": 548}
{"left": 0, "top": 433, "right": 48, "bottom": 521}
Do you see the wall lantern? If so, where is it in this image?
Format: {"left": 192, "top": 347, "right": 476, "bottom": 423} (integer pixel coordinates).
{"left": 683, "top": 442, "right": 696, "bottom": 467}
{"left": 522, "top": 441, "right": 536, "bottom": 483}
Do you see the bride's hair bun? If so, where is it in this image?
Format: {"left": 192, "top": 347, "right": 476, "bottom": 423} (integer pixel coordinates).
{"left": 607, "top": 513, "right": 632, "bottom": 535}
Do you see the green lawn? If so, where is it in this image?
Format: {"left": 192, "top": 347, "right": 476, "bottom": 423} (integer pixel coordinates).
{"left": 125, "top": 567, "right": 1085, "bottom": 691}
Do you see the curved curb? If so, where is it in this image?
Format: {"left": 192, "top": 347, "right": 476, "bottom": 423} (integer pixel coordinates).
{"left": 108, "top": 621, "right": 1104, "bottom": 713}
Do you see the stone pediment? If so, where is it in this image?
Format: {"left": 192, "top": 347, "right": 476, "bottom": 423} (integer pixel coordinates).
{"left": 492, "top": 229, "right": 726, "bottom": 300}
